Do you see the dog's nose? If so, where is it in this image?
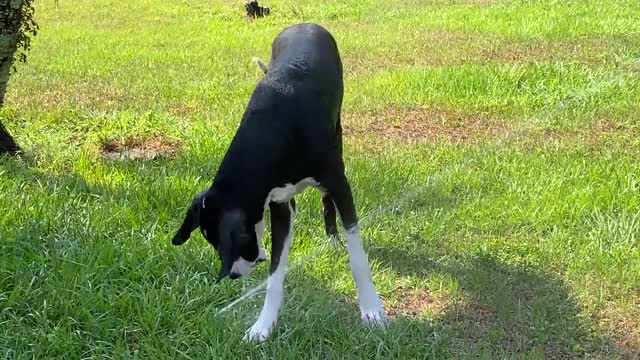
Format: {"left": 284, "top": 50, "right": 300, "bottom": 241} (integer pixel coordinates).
{"left": 229, "top": 273, "right": 241, "bottom": 280}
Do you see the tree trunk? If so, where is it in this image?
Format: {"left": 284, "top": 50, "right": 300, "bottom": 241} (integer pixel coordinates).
{"left": 0, "top": 0, "right": 24, "bottom": 155}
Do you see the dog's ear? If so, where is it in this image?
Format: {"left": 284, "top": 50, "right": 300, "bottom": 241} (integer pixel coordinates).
{"left": 216, "top": 220, "right": 234, "bottom": 280}
{"left": 172, "top": 192, "right": 206, "bottom": 246}
{"left": 216, "top": 210, "right": 249, "bottom": 280}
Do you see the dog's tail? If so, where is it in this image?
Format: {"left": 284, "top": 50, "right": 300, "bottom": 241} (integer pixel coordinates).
{"left": 251, "top": 57, "right": 268, "bottom": 74}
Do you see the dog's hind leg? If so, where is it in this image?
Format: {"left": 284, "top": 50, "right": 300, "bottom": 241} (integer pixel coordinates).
{"left": 245, "top": 200, "right": 295, "bottom": 342}
{"left": 321, "top": 193, "right": 340, "bottom": 245}
{"left": 321, "top": 172, "right": 387, "bottom": 326}
{"left": 322, "top": 111, "right": 343, "bottom": 246}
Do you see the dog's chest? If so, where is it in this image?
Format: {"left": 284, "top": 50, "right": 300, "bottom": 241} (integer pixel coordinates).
{"left": 266, "top": 177, "right": 319, "bottom": 204}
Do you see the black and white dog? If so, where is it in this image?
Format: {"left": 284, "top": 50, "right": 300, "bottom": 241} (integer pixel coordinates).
{"left": 171, "top": 23, "right": 387, "bottom": 342}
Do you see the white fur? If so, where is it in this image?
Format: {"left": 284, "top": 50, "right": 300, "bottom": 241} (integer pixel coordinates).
{"left": 245, "top": 202, "right": 295, "bottom": 342}
{"left": 268, "top": 177, "right": 319, "bottom": 203}
{"left": 231, "top": 257, "right": 256, "bottom": 278}
{"left": 345, "top": 226, "right": 387, "bottom": 326}
{"left": 255, "top": 220, "right": 267, "bottom": 261}
{"left": 250, "top": 178, "right": 316, "bottom": 268}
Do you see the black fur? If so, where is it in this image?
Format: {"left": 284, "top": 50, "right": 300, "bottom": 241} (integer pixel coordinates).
{"left": 268, "top": 200, "right": 294, "bottom": 273}
{"left": 245, "top": 0, "right": 270, "bottom": 18}
{"left": 172, "top": 23, "right": 357, "bottom": 281}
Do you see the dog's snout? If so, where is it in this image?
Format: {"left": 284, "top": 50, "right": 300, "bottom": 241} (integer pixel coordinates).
{"left": 229, "top": 273, "right": 241, "bottom": 280}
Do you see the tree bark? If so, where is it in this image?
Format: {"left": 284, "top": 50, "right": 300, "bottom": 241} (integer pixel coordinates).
{"left": 0, "top": 0, "right": 24, "bottom": 155}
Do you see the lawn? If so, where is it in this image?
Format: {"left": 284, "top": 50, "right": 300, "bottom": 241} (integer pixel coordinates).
{"left": 1, "top": 0, "right": 639, "bottom": 358}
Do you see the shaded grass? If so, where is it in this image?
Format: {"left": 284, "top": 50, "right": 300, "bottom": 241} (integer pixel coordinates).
{"left": 2, "top": 141, "right": 639, "bottom": 357}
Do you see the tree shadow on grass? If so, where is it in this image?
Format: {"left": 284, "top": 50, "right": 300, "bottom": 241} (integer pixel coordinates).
{"left": 183, "top": 240, "right": 621, "bottom": 360}
{"left": 368, "top": 244, "right": 624, "bottom": 359}
{"left": 1, "top": 154, "right": 625, "bottom": 358}
{"left": 208, "top": 271, "right": 452, "bottom": 359}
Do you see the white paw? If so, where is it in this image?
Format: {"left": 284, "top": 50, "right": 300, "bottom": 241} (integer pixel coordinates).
{"left": 244, "top": 321, "right": 274, "bottom": 343}
{"left": 361, "top": 307, "right": 387, "bottom": 327}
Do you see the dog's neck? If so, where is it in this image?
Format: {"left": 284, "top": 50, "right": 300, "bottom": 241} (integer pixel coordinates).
{"left": 211, "top": 82, "right": 302, "bottom": 214}
{"left": 211, "top": 144, "right": 287, "bottom": 219}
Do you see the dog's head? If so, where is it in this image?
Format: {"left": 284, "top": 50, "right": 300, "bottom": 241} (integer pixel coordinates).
{"left": 171, "top": 190, "right": 260, "bottom": 281}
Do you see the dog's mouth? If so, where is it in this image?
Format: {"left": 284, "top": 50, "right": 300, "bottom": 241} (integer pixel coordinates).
{"left": 229, "top": 273, "right": 242, "bottom": 280}
{"left": 226, "top": 257, "right": 258, "bottom": 280}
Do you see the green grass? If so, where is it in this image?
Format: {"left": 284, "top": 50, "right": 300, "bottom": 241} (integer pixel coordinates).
{"left": 2, "top": 0, "right": 639, "bottom": 358}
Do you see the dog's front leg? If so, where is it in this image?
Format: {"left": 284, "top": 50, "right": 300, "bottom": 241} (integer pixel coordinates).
{"left": 245, "top": 200, "right": 295, "bottom": 342}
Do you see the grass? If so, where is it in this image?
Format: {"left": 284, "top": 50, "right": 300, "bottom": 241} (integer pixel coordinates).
{"left": 1, "top": 0, "right": 639, "bottom": 358}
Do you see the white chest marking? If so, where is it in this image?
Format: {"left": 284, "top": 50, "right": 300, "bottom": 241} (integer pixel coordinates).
{"left": 267, "top": 177, "right": 319, "bottom": 204}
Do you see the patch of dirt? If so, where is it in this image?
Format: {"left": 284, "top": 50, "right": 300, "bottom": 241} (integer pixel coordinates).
{"left": 385, "top": 287, "right": 453, "bottom": 319}
{"left": 343, "top": 107, "right": 639, "bottom": 151}
{"left": 444, "top": 298, "right": 498, "bottom": 342}
{"left": 100, "top": 136, "right": 180, "bottom": 161}
{"left": 476, "top": 38, "right": 621, "bottom": 66}
{"left": 513, "top": 118, "right": 639, "bottom": 150}
{"left": 344, "top": 107, "right": 511, "bottom": 143}
{"left": 344, "top": 31, "right": 630, "bottom": 76}
{"left": 447, "top": 298, "right": 496, "bottom": 323}
{"left": 28, "top": 80, "right": 127, "bottom": 110}
{"left": 168, "top": 101, "right": 199, "bottom": 117}
{"left": 594, "top": 306, "right": 640, "bottom": 360}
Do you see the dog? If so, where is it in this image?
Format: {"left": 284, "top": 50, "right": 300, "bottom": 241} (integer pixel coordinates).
{"left": 171, "top": 23, "right": 387, "bottom": 342}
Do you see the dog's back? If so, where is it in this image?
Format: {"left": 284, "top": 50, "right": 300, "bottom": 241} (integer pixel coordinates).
{"left": 264, "top": 23, "right": 343, "bottom": 122}
{"left": 218, "top": 24, "right": 344, "bottom": 186}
